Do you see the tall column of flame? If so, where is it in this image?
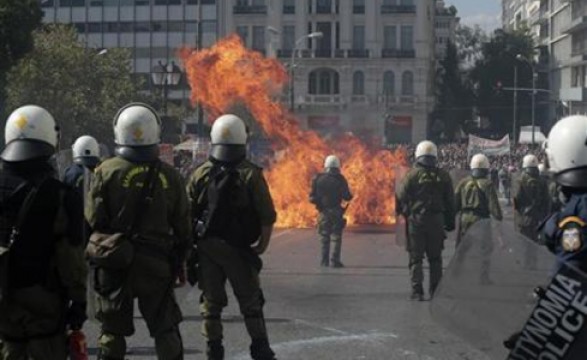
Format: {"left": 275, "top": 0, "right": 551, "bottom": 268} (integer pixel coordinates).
{"left": 180, "top": 36, "right": 406, "bottom": 228}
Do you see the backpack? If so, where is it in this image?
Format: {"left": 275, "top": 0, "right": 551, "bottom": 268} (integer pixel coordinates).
{"left": 199, "top": 163, "right": 261, "bottom": 248}
{"left": 0, "top": 179, "right": 44, "bottom": 300}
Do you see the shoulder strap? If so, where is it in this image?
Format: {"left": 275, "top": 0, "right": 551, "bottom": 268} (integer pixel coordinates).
{"left": 122, "top": 161, "right": 161, "bottom": 234}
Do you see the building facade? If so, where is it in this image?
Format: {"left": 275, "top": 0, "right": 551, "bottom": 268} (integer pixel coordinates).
{"left": 218, "top": 0, "right": 437, "bottom": 144}
{"left": 40, "top": 0, "right": 437, "bottom": 144}
{"left": 39, "top": 0, "right": 219, "bottom": 108}
{"left": 434, "top": 0, "right": 459, "bottom": 60}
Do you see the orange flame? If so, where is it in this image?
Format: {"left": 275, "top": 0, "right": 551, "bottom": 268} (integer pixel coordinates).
{"left": 180, "top": 36, "right": 406, "bottom": 227}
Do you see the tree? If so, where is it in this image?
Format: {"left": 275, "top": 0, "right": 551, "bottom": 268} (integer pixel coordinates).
{"left": 432, "top": 41, "right": 474, "bottom": 141}
{"left": 5, "top": 25, "right": 147, "bottom": 146}
{"left": 455, "top": 25, "right": 489, "bottom": 68}
{"left": 470, "top": 28, "right": 536, "bottom": 136}
{"left": 0, "top": 0, "right": 42, "bottom": 111}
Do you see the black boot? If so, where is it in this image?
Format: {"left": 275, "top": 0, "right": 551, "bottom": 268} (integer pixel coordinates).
{"left": 206, "top": 340, "right": 224, "bottom": 360}
{"left": 250, "top": 338, "right": 276, "bottom": 360}
{"left": 97, "top": 349, "right": 124, "bottom": 360}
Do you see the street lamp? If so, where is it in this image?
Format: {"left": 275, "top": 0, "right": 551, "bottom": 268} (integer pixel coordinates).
{"left": 516, "top": 54, "right": 537, "bottom": 146}
{"left": 266, "top": 26, "right": 280, "bottom": 58}
{"left": 289, "top": 31, "right": 323, "bottom": 112}
{"left": 151, "top": 60, "right": 182, "bottom": 115}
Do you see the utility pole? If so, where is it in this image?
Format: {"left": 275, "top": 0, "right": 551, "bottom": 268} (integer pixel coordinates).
{"left": 513, "top": 65, "right": 518, "bottom": 145}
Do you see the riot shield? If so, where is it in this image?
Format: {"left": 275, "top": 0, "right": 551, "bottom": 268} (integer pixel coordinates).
{"left": 394, "top": 166, "right": 410, "bottom": 248}
{"left": 431, "top": 219, "right": 587, "bottom": 360}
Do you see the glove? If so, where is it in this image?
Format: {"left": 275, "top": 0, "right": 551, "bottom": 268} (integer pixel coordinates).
{"left": 66, "top": 301, "right": 87, "bottom": 331}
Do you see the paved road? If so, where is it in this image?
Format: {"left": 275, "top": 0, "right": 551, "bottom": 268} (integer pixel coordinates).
{"left": 82, "top": 217, "right": 515, "bottom": 360}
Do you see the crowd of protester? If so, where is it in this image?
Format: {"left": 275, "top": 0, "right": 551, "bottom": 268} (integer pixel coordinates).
{"left": 388, "top": 142, "right": 546, "bottom": 171}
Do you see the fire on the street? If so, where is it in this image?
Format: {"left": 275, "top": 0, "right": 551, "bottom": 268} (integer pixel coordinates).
{"left": 180, "top": 36, "right": 406, "bottom": 228}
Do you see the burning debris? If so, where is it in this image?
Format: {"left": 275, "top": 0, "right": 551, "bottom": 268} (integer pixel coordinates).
{"left": 180, "top": 35, "right": 406, "bottom": 228}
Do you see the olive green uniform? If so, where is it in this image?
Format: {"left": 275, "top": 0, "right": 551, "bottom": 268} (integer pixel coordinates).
{"left": 454, "top": 176, "right": 503, "bottom": 283}
{"left": 310, "top": 171, "right": 352, "bottom": 267}
{"left": 455, "top": 176, "right": 503, "bottom": 244}
{"left": 0, "top": 164, "right": 87, "bottom": 360}
{"left": 86, "top": 157, "right": 191, "bottom": 360}
{"left": 396, "top": 165, "right": 455, "bottom": 297}
{"left": 514, "top": 172, "right": 550, "bottom": 240}
{"left": 513, "top": 171, "right": 550, "bottom": 268}
{"left": 187, "top": 160, "right": 276, "bottom": 347}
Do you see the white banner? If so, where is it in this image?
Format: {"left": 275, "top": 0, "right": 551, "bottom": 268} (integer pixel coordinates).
{"left": 467, "top": 134, "right": 510, "bottom": 157}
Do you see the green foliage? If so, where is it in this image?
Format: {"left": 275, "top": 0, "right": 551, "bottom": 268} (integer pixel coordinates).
{"left": 470, "top": 28, "right": 536, "bottom": 135}
{"left": 455, "top": 25, "right": 488, "bottom": 66}
{"left": 5, "top": 25, "right": 148, "bottom": 146}
{"left": 0, "top": 0, "right": 42, "bottom": 111}
{"left": 433, "top": 41, "right": 474, "bottom": 141}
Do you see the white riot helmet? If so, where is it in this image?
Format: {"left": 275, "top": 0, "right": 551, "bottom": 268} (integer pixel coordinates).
{"left": 72, "top": 135, "right": 100, "bottom": 168}
{"left": 2, "top": 105, "right": 59, "bottom": 162}
{"left": 538, "top": 163, "right": 547, "bottom": 175}
{"left": 470, "top": 153, "right": 490, "bottom": 178}
{"left": 210, "top": 114, "right": 248, "bottom": 162}
{"left": 113, "top": 103, "right": 161, "bottom": 162}
{"left": 522, "top": 154, "right": 539, "bottom": 169}
{"left": 546, "top": 115, "right": 587, "bottom": 187}
{"left": 324, "top": 155, "right": 341, "bottom": 169}
{"left": 470, "top": 154, "right": 490, "bottom": 169}
{"left": 414, "top": 140, "right": 438, "bottom": 167}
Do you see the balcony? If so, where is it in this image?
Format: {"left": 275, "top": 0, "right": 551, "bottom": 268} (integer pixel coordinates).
{"left": 314, "top": 49, "right": 333, "bottom": 58}
{"left": 283, "top": 5, "right": 295, "bottom": 14}
{"left": 351, "top": 95, "right": 369, "bottom": 103}
{"left": 347, "top": 49, "right": 370, "bottom": 58}
{"left": 381, "top": 5, "right": 416, "bottom": 14}
{"left": 563, "top": 15, "right": 587, "bottom": 34}
{"left": 334, "top": 49, "right": 346, "bottom": 58}
{"left": 304, "top": 95, "right": 344, "bottom": 106}
{"left": 233, "top": 5, "right": 267, "bottom": 15}
{"left": 381, "top": 49, "right": 415, "bottom": 58}
{"left": 277, "top": 49, "right": 293, "bottom": 58}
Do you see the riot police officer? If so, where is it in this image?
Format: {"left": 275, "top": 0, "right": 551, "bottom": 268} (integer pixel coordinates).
{"left": 541, "top": 115, "right": 587, "bottom": 273}
{"left": 85, "top": 103, "right": 191, "bottom": 360}
{"left": 63, "top": 135, "right": 101, "bottom": 192}
{"left": 454, "top": 154, "right": 502, "bottom": 284}
{"left": 187, "top": 114, "right": 277, "bottom": 360}
{"left": 539, "top": 163, "right": 563, "bottom": 213}
{"left": 0, "top": 105, "right": 87, "bottom": 359}
{"left": 310, "top": 155, "right": 353, "bottom": 268}
{"left": 396, "top": 140, "right": 455, "bottom": 301}
{"left": 514, "top": 155, "right": 550, "bottom": 241}
{"left": 455, "top": 154, "right": 503, "bottom": 245}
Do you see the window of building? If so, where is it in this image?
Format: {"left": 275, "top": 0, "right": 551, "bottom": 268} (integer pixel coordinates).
{"left": 282, "top": 25, "right": 295, "bottom": 50}
{"left": 353, "top": 0, "right": 365, "bottom": 14}
{"left": 237, "top": 26, "right": 249, "bottom": 45}
{"left": 168, "top": 22, "right": 184, "bottom": 32}
{"left": 352, "top": 26, "right": 365, "bottom": 50}
{"left": 309, "top": 68, "right": 339, "bottom": 95}
{"left": 400, "top": 25, "right": 413, "bottom": 50}
{"left": 383, "top": 71, "right": 395, "bottom": 95}
{"left": 73, "top": 23, "right": 86, "bottom": 34}
{"left": 134, "top": 22, "right": 151, "bottom": 32}
{"left": 316, "top": 0, "right": 331, "bottom": 14}
{"left": 283, "top": 0, "right": 295, "bottom": 14}
{"left": 236, "top": 0, "right": 247, "bottom": 6}
{"left": 400, "top": 0, "right": 413, "bottom": 5}
{"left": 41, "top": 0, "right": 54, "bottom": 7}
{"left": 353, "top": 71, "right": 365, "bottom": 95}
{"left": 135, "top": 0, "right": 150, "bottom": 5}
{"left": 384, "top": 26, "right": 397, "bottom": 49}
{"left": 119, "top": 0, "right": 133, "bottom": 5}
{"left": 402, "top": 71, "right": 414, "bottom": 96}
{"left": 186, "top": 21, "right": 198, "bottom": 32}
{"left": 383, "top": 0, "right": 396, "bottom": 5}
{"left": 71, "top": 0, "right": 85, "bottom": 6}
{"left": 251, "top": 0, "right": 264, "bottom": 5}
{"left": 252, "top": 25, "right": 265, "bottom": 51}
{"left": 106, "top": 22, "right": 119, "bottom": 32}
{"left": 88, "top": 23, "right": 103, "bottom": 33}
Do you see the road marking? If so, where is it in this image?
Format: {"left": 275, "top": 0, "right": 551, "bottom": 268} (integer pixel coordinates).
{"left": 231, "top": 332, "right": 398, "bottom": 359}
{"left": 293, "top": 319, "right": 348, "bottom": 335}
